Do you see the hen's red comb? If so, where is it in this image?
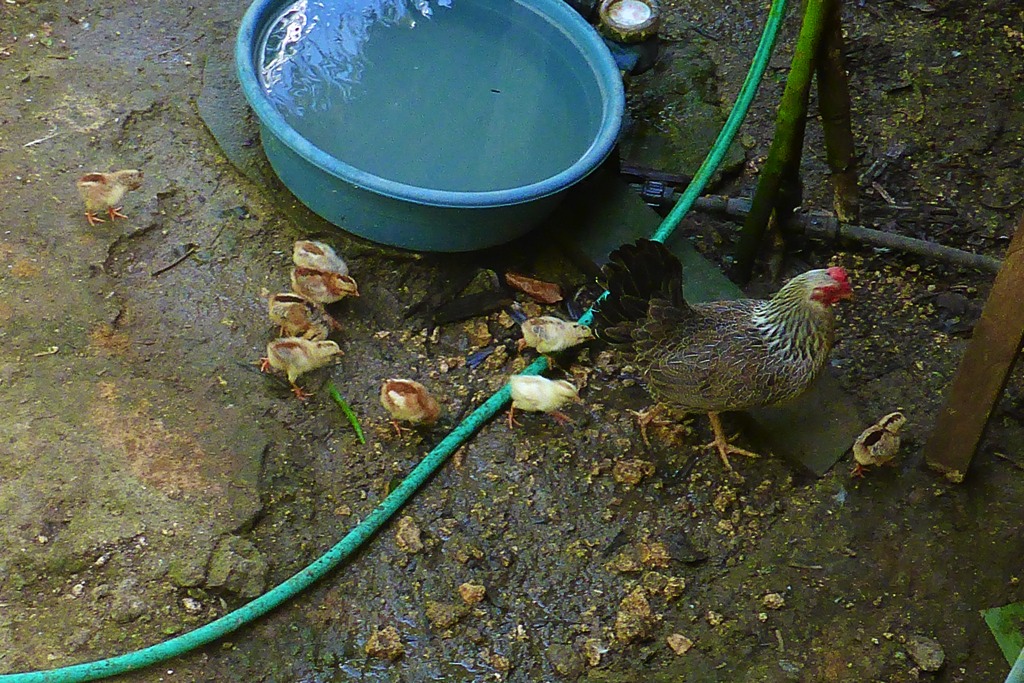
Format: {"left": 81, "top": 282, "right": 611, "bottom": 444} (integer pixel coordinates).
{"left": 826, "top": 267, "right": 849, "bottom": 284}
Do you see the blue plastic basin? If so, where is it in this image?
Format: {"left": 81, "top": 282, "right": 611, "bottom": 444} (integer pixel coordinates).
{"left": 236, "top": 0, "right": 624, "bottom": 252}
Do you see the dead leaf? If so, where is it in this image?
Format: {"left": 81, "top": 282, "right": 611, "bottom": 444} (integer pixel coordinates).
{"left": 505, "top": 272, "right": 562, "bottom": 304}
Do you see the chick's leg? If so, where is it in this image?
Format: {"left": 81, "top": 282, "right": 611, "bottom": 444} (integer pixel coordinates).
{"left": 703, "top": 412, "right": 760, "bottom": 472}
{"left": 107, "top": 206, "right": 129, "bottom": 221}
{"left": 549, "top": 410, "right": 572, "bottom": 425}
{"left": 290, "top": 383, "right": 311, "bottom": 401}
{"left": 507, "top": 406, "right": 521, "bottom": 429}
{"left": 85, "top": 211, "right": 105, "bottom": 226}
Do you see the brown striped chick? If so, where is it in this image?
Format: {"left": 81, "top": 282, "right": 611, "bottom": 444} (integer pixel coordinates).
{"left": 267, "top": 293, "right": 340, "bottom": 340}
{"left": 507, "top": 375, "right": 581, "bottom": 428}
{"left": 293, "top": 240, "right": 348, "bottom": 276}
{"left": 851, "top": 411, "right": 905, "bottom": 477}
{"left": 380, "top": 379, "right": 442, "bottom": 435}
{"left": 76, "top": 169, "right": 144, "bottom": 225}
{"left": 260, "top": 337, "right": 342, "bottom": 400}
{"left": 290, "top": 266, "right": 359, "bottom": 304}
{"left": 517, "top": 316, "right": 594, "bottom": 356}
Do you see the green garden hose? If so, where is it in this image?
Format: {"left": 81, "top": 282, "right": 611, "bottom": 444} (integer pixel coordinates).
{"left": 0, "top": 1, "right": 786, "bottom": 679}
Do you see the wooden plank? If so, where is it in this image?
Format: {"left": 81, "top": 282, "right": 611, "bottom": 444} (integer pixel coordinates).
{"left": 924, "top": 211, "right": 1024, "bottom": 482}
{"left": 553, "top": 168, "right": 862, "bottom": 475}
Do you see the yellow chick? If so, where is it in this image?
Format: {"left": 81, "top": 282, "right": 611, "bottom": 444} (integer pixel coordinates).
{"left": 517, "top": 316, "right": 594, "bottom": 355}
{"left": 267, "top": 292, "right": 340, "bottom": 340}
{"left": 380, "top": 378, "right": 442, "bottom": 435}
{"left": 851, "top": 411, "right": 906, "bottom": 477}
{"left": 507, "top": 375, "right": 581, "bottom": 428}
{"left": 260, "top": 337, "right": 342, "bottom": 400}
{"left": 293, "top": 240, "right": 348, "bottom": 275}
{"left": 290, "top": 266, "right": 360, "bottom": 304}
{"left": 76, "top": 169, "right": 144, "bottom": 225}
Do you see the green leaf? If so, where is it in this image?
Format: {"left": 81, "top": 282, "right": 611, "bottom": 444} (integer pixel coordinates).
{"left": 327, "top": 381, "right": 365, "bottom": 445}
{"left": 982, "top": 601, "right": 1024, "bottom": 665}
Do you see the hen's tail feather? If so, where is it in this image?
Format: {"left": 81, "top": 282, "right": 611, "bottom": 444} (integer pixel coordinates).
{"left": 592, "top": 239, "right": 691, "bottom": 344}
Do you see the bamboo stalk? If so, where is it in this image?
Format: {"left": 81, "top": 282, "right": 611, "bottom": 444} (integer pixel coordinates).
{"left": 732, "top": 0, "right": 834, "bottom": 283}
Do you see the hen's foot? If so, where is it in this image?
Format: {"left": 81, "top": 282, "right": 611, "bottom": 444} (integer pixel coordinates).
{"left": 258, "top": 357, "right": 271, "bottom": 372}
{"left": 85, "top": 211, "right": 105, "bottom": 226}
{"left": 628, "top": 405, "right": 671, "bottom": 446}
{"left": 290, "top": 383, "right": 311, "bottom": 401}
{"left": 850, "top": 463, "right": 868, "bottom": 478}
{"left": 705, "top": 412, "right": 760, "bottom": 475}
{"left": 507, "top": 407, "right": 521, "bottom": 429}
{"left": 107, "top": 206, "right": 129, "bottom": 220}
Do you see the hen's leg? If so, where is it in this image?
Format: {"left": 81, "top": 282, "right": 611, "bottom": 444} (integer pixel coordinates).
{"left": 704, "top": 412, "right": 760, "bottom": 472}
{"left": 85, "top": 211, "right": 105, "bottom": 225}
{"left": 107, "top": 206, "right": 129, "bottom": 220}
{"left": 628, "top": 405, "right": 671, "bottom": 446}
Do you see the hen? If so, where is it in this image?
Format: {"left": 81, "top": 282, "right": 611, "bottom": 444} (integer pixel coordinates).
{"left": 592, "top": 239, "right": 852, "bottom": 472}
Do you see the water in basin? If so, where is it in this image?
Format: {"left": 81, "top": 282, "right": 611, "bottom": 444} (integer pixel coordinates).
{"left": 259, "top": 0, "right": 604, "bottom": 193}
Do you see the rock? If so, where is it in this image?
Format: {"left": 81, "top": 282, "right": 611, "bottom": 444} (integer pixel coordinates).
{"left": 206, "top": 535, "right": 268, "bottom": 598}
{"left": 458, "top": 581, "right": 486, "bottom": 605}
{"left": 365, "top": 625, "right": 404, "bottom": 661}
{"left": 484, "top": 650, "right": 512, "bottom": 672}
{"left": 395, "top": 515, "right": 424, "bottom": 554}
{"left": 425, "top": 600, "right": 471, "bottom": 631}
{"left": 614, "top": 588, "right": 657, "bottom": 643}
{"left": 905, "top": 634, "right": 945, "bottom": 672}
{"left": 181, "top": 597, "right": 203, "bottom": 614}
{"left": 463, "top": 319, "right": 493, "bottom": 348}
{"left": 612, "top": 458, "right": 655, "bottom": 485}
{"left": 109, "top": 579, "right": 149, "bottom": 623}
{"left": 606, "top": 550, "right": 643, "bottom": 574}
{"left": 666, "top": 633, "right": 693, "bottom": 655}
{"left": 663, "top": 576, "right": 687, "bottom": 600}
{"left": 638, "top": 541, "right": 671, "bottom": 568}
{"left": 546, "top": 642, "right": 584, "bottom": 677}
{"left": 582, "top": 637, "right": 605, "bottom": 667}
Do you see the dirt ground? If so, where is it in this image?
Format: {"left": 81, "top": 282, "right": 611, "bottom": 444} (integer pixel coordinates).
{"left": 1, "top": 0, "right": 1023, "bottom": 681}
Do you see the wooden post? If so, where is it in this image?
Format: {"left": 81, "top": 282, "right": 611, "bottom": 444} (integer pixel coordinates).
{"left": 924, "top": 211, "right": 1024, "bottom": 482}
{"left": 815, "top": 0, "right": 859, "bottom": 223}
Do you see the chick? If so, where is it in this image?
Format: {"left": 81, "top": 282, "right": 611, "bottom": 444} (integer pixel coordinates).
{"left": 260, "top": 337, "right": 342, "bottom": 400}
{"left": 507, "top": 375, "right": 581, "bottom": 428}
{"left": 267, "top": 292, "right": 340, "bottom": 340}
{"left": 76, "top": 169, "right": 144, "bottom": 226}
{"left": 851, "top": 411, "right": 906, "bottom": 477}
{"left": 517, "top": 316, "right": 594, "bottom": 355}
{"left": 380, "top": 378, "right": 442, "bottom": 435}
{"left": 293, "top": 240, "right": 348, "bottom": 276}
{"left": 291, "top": 266, "right": 360, "bottom": 304}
